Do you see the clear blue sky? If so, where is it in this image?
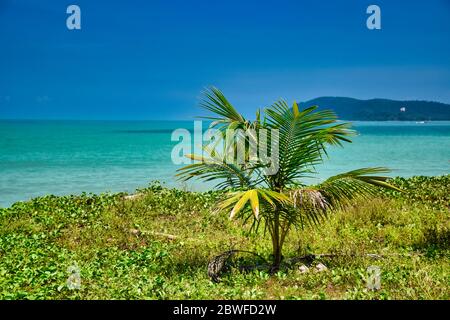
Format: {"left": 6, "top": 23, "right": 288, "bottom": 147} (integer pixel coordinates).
{"left": 0, "top": 0, "right": 449, "bottom": 120}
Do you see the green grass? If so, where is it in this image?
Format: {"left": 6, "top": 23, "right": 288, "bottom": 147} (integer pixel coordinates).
{"left": 0, "top": 176, "right": 449, "bottom": 300}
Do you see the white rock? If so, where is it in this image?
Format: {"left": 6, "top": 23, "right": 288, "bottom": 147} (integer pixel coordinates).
{"left": 298, "top": 265, "right": 309, "bottom": 273}
{"left": 315, "top": 263, "right": 328, "bottom": 272}
{"left": 124, "top": 193, "right": 142, "bottom": 200}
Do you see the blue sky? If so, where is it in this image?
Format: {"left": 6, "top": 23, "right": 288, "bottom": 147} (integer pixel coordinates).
{"left": 0, "top": 0, "right": 449, "bottom": 119}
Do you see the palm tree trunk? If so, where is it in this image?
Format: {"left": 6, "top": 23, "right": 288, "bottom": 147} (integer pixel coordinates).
{"left": 268, "top": 183, "right": 285, "bottom": 272}
{"left": 270, "top": 210, "right": 283, "bottom": 272}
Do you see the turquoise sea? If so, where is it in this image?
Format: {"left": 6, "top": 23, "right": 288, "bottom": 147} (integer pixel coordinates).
{"left": 0, "top": 120, "right": 449, "bottom": 208}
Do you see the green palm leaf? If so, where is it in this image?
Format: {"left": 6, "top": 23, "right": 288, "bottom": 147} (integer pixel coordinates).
{"left": 317, "top": 167, "right": 403, "bottom": 207}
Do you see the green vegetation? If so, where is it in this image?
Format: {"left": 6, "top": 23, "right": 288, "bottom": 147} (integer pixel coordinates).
{"left": 0, "top": 176, "right": 448, "bottom": 300}
{"left": 300, "top": 97, "right": 450, "bottom": 121}
{"left": 178, "top": 87, "right": 401, "bottom": 270}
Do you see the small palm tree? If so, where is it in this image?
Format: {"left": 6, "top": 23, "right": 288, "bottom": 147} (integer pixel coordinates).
{"left": 178, "top": 87, "right": 401, "bottom": 270}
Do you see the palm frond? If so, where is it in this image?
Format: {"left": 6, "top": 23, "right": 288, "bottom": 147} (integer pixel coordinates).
{"left": 264, "top": 100, "right": 355, "bottom": 185}
{"left": 219, "top": 189, "right": 291, "bottom": 220}
{"left": 199, "top": 87, "right": 245, "bottom": 124}
{"left": 278, "top": 188, "right": 330, "bottom": 228}
{"left": 176, "top": 150, "right": 253, "bottom": 189}
{"left": 317, "top": 167, "right": 403, "bottom": 207}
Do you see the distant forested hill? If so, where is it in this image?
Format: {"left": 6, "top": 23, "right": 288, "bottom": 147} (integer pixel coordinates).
{"left": 300, "top": 97, "right": 450, "bottom": 121}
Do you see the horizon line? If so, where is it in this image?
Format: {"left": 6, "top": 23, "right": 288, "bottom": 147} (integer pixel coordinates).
{"left": 1, "top": 118, "right": 450, "bottom": 122}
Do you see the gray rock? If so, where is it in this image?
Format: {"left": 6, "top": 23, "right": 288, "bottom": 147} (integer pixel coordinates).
{"left": 298, "top": 265, "right": 309, "bottom": 273}
{"left": 315, "top": 263, "right": 328, "bottom": 272}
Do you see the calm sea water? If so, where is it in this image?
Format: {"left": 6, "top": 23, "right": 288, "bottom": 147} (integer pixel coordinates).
{"left": 0, "top": 120, "right": 449, "bottom": 208}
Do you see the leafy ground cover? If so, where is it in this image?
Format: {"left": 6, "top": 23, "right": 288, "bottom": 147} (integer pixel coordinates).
{"left": 0, "top": 175, "right": 448, "bottom": 299}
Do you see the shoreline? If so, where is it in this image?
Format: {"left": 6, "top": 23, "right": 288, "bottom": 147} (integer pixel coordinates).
{"left": 1, "top": 174, "right": 449, "bottom": 210}
{"left": 1, "top": 121, "right": 449, "bottom": 208}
